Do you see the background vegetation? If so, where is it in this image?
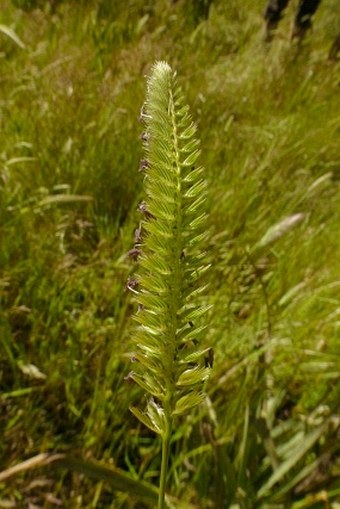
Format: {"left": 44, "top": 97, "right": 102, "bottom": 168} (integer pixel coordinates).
{"left": 0, "top": 0, "right": 339, "bottom": 507}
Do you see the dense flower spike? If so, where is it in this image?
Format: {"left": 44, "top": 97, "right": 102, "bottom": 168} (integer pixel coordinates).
{"left": 130, "top": 61, "right": 211, "bottom": 437}
{"left": 129, "top": 61, "right": 212, "bottom": 508}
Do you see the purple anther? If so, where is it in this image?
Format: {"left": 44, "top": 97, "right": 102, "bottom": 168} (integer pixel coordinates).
{"left": 126, "top": 276, "right": 139, "bottom": 293}
{"left": 127, "top": 247, "right": 141, "bottom": 261}
{"left": 138, "top": 201, "right": 155, "bottom": 220}
{"left": 140, "top": 132, "right": 150, "bottom": 144}
{"left": 139, "top": 159, "right": 150, "bottom": 172}
{"left": 134, "top": 225, "right": 142, "bottom": 244}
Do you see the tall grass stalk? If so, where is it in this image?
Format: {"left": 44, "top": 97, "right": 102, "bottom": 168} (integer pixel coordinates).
{"left": 128, "top": 61, "right": 212, "bottom": 508}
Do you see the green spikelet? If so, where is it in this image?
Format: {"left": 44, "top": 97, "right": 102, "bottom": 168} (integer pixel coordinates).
{"left": 128, "top": 61, "right": 212, "bottom": 506}
{"left": 130, "top": 61, "right": 211, "bottom": 432}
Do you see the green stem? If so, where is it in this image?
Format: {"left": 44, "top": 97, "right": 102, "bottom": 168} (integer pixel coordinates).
{"left": 157, "top": 86, "right": 180, "bottom": 509}
{"left": 158, "top": 418, "right": 172, "bottom": 509}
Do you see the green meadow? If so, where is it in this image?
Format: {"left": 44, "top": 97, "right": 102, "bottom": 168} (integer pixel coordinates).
{"left": 0, "top": 0, "right": 339, "bottom": 507}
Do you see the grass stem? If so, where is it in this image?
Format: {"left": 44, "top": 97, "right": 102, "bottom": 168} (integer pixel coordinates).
{"left": 158, "top": 419, "right": 172, "bottom": 509}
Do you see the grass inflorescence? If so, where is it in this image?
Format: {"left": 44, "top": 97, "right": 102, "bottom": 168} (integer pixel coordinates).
{"left": 127, "top": 61, "right": 212, "bottom": 507}
{"left": 0, "top": 0, "right": 339, "bottom": 507}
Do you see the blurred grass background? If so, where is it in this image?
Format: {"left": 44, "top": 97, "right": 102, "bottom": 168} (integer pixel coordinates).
{"left": 0, "top": 0, "right": 339, "bottom": 507}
